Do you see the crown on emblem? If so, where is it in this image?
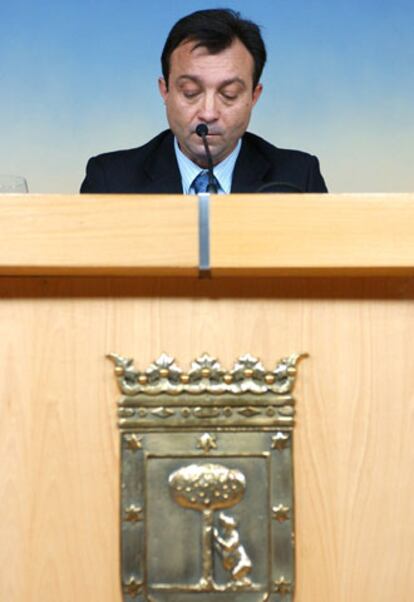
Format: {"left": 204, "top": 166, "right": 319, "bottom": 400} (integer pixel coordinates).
{"left": 108, "top": 352, "right": 304, "bottom": 396}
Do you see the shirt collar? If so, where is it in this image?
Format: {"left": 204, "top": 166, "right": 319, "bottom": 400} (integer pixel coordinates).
{"left": 174, "top": 137, "right": 242, "bottom": 194}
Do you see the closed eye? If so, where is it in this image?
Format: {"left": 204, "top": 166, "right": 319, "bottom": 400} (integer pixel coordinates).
{"left": 221, "top": 93, "right": 237, "bottom": 101}
{"left": 183, "top": 90, "right": 201, "bottom": 99}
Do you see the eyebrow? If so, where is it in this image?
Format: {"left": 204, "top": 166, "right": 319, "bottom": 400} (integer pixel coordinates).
{"left": 219, "top": 77, "right": 247, "bottom": 90}
{"left": 176, "top": 75, "right": 247, "bottom": 89}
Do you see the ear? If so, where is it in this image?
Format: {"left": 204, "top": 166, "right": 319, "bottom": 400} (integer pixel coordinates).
{"left": 252, "top": 83, "right": 263, "bottom": 107}
{"left": 158, "top": 77, "right": 168, "bottom": 102}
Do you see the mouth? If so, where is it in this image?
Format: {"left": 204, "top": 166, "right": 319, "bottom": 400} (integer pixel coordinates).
{"left": 195, "top": 134, "right": 221, "bottom": 146}
{"left": 193, "top": 129, "right": 221, "bottom": 137}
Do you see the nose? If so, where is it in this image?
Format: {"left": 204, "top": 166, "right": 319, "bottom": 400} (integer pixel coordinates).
{"left": 197, "top": 92, "right": 219, "bottom": 123}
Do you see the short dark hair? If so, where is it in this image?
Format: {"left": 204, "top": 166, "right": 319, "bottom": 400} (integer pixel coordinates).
{"left": 161, "top": 9, "right": 267, "bottom": 89}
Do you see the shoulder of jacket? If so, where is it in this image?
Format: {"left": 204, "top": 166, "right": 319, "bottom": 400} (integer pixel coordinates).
{"left": 88, "top": 130, "right": 173, "bottom": 165}
{"left": 243, "top": 131, "right": 318, "bottom": 163}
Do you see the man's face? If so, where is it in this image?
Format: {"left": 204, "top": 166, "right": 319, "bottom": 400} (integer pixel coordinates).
{"left": 159, "top": 38, "right": 263, "bottom": 167}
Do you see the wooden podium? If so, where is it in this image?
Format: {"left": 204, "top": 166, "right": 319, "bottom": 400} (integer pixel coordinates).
{"left": 1, "top": 193, "right": 414, "bottom": 601}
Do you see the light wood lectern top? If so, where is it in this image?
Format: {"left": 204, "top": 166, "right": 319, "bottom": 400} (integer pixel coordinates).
{"left": 1, "top": 193, "right": 413, "bottom": 601}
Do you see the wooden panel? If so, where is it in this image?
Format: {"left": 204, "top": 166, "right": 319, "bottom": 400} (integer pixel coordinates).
{"left": 211, "top": 193, "right": 414, "bottom": 275}
{"left": 0, "top": 195, "right": 198, "bottom": 275}
{"left": 1, "top": 277, "right": 414, "bottom": 601}
{"left": 2, "top": 194, "right": 414, "bottom": 276}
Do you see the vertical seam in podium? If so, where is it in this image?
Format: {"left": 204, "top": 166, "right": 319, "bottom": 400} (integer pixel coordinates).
{"left": 198, "top": 192, "right": 210, "bottom": 276}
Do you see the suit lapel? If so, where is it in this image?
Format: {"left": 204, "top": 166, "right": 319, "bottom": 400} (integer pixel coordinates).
{"left": 231, "top": 134, "right": 271, "bottom": 193}
{"left": 139, "top": 131, "right": 270, "bottom": 194}
{"left": 143, "top": 131, "right": 183, "bottom": 194}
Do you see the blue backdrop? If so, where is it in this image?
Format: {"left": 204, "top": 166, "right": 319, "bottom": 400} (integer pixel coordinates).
{"left": 2, "top": 0, "right": 413, "bottom": 192}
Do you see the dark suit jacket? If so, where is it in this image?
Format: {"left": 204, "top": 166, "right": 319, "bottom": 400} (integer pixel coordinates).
{"left": 80, "top": 130, "right": 327, "bottom": 193}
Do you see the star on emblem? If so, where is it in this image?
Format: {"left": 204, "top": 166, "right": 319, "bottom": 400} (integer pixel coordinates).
{"left": 196, "top": 432, "right": 217, "bottom": 453}
{"left": 273, "top": 576, "right": 292, "bottom": 596}
{"left": 271, "top": 431, "right": 290, "bottom": 451}
{"left": 272, "top": 504, "right": 290, "bottom": 523}
{"left": 123, "top": 577, "right": 143, "bottom": 597}
{"left": 124, "top": 505, "right": 144, "bottom": 522}
{"left": 125, "top": 434, "right": 142, "bottom": 451}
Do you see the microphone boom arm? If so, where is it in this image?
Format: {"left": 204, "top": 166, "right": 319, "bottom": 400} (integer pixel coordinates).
{"left": 196, "top": 124, "right": 218, "bottom": 194}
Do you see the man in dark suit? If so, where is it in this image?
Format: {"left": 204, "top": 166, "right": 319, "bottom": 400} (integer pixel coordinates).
{"left": 81, "top": 9, "right": 327, "bottom": 194}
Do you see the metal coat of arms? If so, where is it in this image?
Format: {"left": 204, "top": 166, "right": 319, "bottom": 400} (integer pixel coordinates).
{"left": 108, "top": 352, "right": 303, "bottom": 602}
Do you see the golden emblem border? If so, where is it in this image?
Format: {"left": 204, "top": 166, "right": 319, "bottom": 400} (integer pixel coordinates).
{"left": 109, "top": 353, "right": 304, "bottom": 601}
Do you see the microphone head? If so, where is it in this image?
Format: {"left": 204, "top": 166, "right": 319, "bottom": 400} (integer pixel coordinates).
{"left": 196, "top": 123, "right": 208, "bottom": 138}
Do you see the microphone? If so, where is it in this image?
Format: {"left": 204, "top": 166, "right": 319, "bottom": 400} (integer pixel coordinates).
{"left": 195, "top": 123, "right": 218, "bottom": 193}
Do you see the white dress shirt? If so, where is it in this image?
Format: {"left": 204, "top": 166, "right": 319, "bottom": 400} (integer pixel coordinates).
{"left": 174, "top": 137, "right": 242, "bottom": 194}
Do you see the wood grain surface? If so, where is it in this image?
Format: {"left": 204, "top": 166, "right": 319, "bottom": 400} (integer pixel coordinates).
{"left": 2, "top": 194, "right": 414, "bottom": 276}
{"left": 211, "top": 193, "right": 414, "bottom": 274}
{"left": 1, "top": 276, "right": 413, "bottom": 601}
{"left": 0, "top": 195, "right": 198, "bottom": 275}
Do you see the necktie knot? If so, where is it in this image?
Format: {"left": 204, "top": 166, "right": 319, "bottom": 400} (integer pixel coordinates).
{"left": 192, "top": 170, "right": 218, "bottom": 193}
